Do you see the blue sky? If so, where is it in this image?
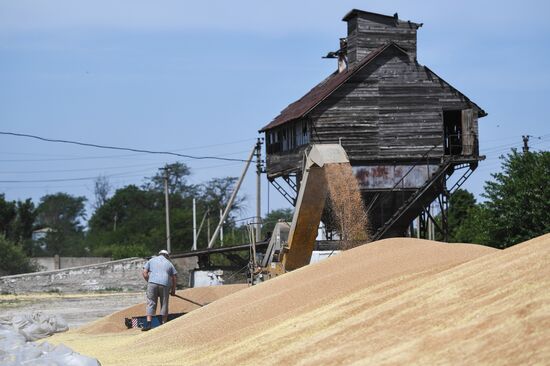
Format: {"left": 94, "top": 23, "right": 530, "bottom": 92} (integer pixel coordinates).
{"left": 1, "top": 0, "right": 549, "bottom": 222}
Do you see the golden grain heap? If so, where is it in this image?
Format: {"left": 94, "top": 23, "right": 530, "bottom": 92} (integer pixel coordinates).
{"left": 48, "top": 233, "right": 550, "bottom": 365}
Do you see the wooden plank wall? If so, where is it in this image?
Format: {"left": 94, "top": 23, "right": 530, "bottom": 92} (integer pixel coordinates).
{"left": 309, "top": 47, "right": 476, "bottom": 165}
{"left": 264, "top": 47, "right": 481, "bottom": 177}
{"left": 266, "top": 145, "right": 308, "bottom": 178}
{"left": 347, "top": 16, "right": 418, "bottom": 65}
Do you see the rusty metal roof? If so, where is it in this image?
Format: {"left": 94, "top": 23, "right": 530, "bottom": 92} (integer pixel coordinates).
{"left": 259, "top": 43, "right": 401, "bottom": 132}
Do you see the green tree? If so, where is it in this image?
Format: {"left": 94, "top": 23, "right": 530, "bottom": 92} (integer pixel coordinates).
{"left": 480, "top": 149, "right": 550, "bottom": 248}
{"left": 195, "top": 177, "right": 245, "bottom": 247}
{"left": 0, "top": 194, "right": 16, "bottom": 239}
{"left": 88, "top": 185, "right": 164, "bottom": 253}
{"left": 92, "top": 175, "right": 112, "bottom": 210}
{"left": 144, "top": 162, "right": 198, "bottom": 197}
{"left": 36, "top": 193, "right": 87, "bottom": 255}
{"left": 445, "top": 189, "right": 477, "bottom": 242}
{"left": 0, "top": 195, "right": 37, "bottom": 255}
{"left": 262, "top": 208, "right": 294, "bottom": 237}
{"left": 87, "top": 185, "right": 194, "bottom": 255}
{"left": 453, "top": 204, "right": 492, "bottom": 245}
{"left": 0, "top": 236, "right": 37, "bottom": 276}
{"left": 13, "top": 199, "right": 37, "bottom": 255}
{"left": 199, "top": 177, "right": 244, "bottom": 223}
{"left": 87, "top": 169, "right": 247, "bottom": 256}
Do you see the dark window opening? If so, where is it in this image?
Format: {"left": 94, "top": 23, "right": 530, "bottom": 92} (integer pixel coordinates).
{"left": 443, "top": 110, "right": 462, "bottom": 155}
{"left": 266, "top": 120, "right": 310, "bottom": 154}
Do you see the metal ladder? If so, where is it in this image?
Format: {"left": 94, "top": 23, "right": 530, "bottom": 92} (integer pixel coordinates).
{"left": 269, "top": 178, "right": 297, "bottom": 205}
{"left": 371, "top": 160, "right": 453, "bottom": 241}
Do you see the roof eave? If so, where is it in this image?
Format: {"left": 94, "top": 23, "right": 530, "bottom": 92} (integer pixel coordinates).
{"left": 422, "top": 65, "right": 488, "bottom": 119}
{"left": 260, "top": 43, "right": 407, "bottom": 133}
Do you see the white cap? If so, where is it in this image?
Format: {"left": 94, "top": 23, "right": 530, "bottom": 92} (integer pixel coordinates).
{"left": 159, "top": 249, "right": 170, "bottom": 256}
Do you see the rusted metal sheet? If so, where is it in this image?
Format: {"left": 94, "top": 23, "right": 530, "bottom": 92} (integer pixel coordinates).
{"left": 353, "top": 164, "right": 439, "bottom": 189}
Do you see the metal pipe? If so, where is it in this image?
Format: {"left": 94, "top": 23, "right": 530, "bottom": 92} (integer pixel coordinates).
{"left": 208, "top": 145, "right": 256, "bottom": 248}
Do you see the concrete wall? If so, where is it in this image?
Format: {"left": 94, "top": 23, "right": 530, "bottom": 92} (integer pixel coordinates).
{"left": 34, "top": 256, "right": 112, "bottom": 272}
{"left": 0, "top": 256, "right": 201, "bottom": 295}
{"left": 0, "top": 253, "right": 252, "bottom": 294}
{"left": 0, "top": 258, "right": 147, "bottom": 294}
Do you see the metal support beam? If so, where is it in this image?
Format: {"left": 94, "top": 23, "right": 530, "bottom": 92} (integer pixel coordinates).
{"left": 268, "top": 178, "right": 297, "bottom": 206}
{"left": 208, "top": 145, "right": 256, "bottom": 248}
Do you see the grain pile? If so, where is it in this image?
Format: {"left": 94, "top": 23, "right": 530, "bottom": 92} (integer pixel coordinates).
{"left": 47, "top": 234, "right": 550, "bottom": 365}
{"left": 76, "top": 284, "right": 247, "bottom": 334}
{"left": 324, "top": 163, "right": 369, "bottom": 247}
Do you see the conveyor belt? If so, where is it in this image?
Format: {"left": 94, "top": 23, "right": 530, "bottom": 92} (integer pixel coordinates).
{"left": 170, "top": 241, "right": 269, "bottom": 259}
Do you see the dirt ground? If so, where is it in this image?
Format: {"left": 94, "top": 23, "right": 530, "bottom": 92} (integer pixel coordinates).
{"left": 0, "top": 292, "right": 144, "bottom": 329}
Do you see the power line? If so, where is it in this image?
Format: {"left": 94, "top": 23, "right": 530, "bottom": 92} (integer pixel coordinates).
{"left": 0, "top": 155, "right": 246, "bottom": 175}
{"left": 0, "top": 162, "right": 163, "bottom": 175}
{"left": 0, "top": 137, "right": 256, "bottom": 158}
{"left": 0, "top": 160, "right": 246, "bottom": 184}
{"left": 0, "top": 167, "right": 156, "bottom": 183}
{"left": 0, "top": 131, "right": 248, "bottom": 162}
{"left": 0, "top": 148, "right": 251, "bottom": 163}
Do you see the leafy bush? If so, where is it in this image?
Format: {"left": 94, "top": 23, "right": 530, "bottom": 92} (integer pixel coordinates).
{"left": 450, "top": 150, "right": 549, "bottom": 248}
{"left": 0, "top": 236, "right": 37, "bottom": 276}
{"left": 92, "top": 243, "right": 150, "bottom": 260}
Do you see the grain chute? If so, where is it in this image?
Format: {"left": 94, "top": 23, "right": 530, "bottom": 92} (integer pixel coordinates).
{"left": 253, "top": 144, "right": 349, "bottom": 282}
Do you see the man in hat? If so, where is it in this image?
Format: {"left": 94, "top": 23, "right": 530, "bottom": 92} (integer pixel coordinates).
{"left": 141, "top": 249, "right": 178, "bottom": 331}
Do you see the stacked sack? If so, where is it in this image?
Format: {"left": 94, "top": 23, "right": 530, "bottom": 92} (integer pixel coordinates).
{"left": 0, "top": 312, "right": 99, "bottom": 366}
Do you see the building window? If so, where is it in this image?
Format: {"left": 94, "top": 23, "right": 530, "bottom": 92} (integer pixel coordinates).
{"left": 266, "top": 119, "right": 310, "bottom": 154}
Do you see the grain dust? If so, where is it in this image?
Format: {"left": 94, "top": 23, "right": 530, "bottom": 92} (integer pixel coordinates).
{"left": 324, "top": 163, "right": 368, "bottom": 247}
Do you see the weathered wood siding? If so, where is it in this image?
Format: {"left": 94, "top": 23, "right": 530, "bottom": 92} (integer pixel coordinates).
{"left": 264, "top": 47, "right": 482, "bottom": 178}
{"left": 461, "top": 109, "right": 479, "bottom": 156}
{"left": 266, "top": 145, "right": 308, "bottom": 178}
{"left": 347, "top": 15, "right": 418, "bottom": 64}
{"left": 309, "top": 47, "right": 477, "bottom": 165}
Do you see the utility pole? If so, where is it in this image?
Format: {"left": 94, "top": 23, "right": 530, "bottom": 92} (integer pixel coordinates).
{"left": 208, "top": 145, "right": 256, "bottom": 248}
{"left": 162, "top": 167, "right": 171, "bottom": 253}
{"left": 219, "top": 208, "right": 224, "bottom": 246}
{"left": 522, "top": 135, "right": 530, "bottom": 153}
{"left": 192, "top": 198, "right": 197, "bottom": 250}
{"left": 255, "top": 138, "right": 263, "bottom": 243}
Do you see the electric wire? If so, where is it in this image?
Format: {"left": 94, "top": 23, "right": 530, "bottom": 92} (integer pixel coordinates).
{"left": 0, "top": 161, "right": 245, "bottom": 186}
{"left": 0, "top": 167, "right": 155, "bottom": 183}
{"left": 0, "top": 131, "right": 248, "bottom": 162}
{"left": 0, "top": 137, "right": 256, "bottom": 159}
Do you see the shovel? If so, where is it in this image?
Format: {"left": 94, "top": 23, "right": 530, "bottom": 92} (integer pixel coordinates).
{"left": 171, "top": 293, "right": 208, "bottom": 307}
